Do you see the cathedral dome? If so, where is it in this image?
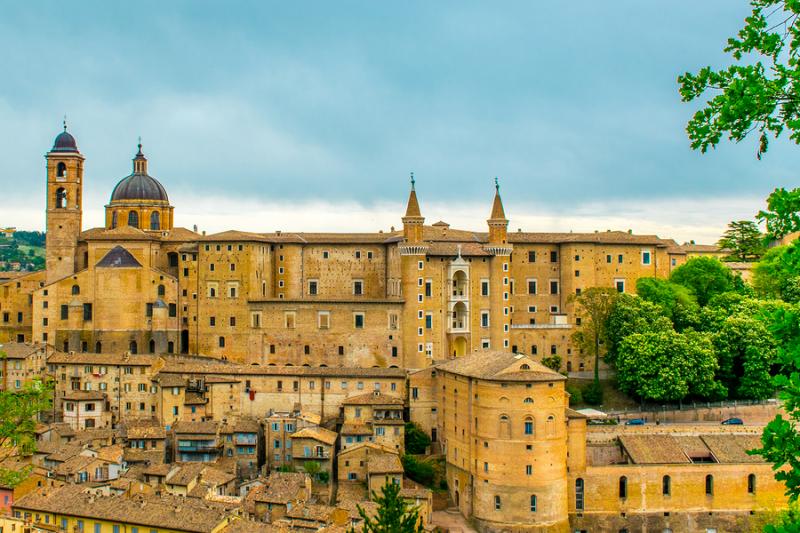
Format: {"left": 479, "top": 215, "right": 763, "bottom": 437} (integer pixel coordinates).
{"left": 110, "top": 173, "right": 169, "bottom": 203}
{"left": 52, "top": 130, "right": 78, "bottom": 153}
{"left": 109, "top": 143, "right": 169, "bottom": 203}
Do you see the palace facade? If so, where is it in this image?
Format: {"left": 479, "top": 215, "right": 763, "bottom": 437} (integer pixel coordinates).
{"left": 1, "top": 127, "right": 703, "bottom": 372}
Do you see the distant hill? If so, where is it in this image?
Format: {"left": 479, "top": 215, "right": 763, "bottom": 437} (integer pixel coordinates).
{"left": 0, "top": 231, "right": 45, "bottom": 272}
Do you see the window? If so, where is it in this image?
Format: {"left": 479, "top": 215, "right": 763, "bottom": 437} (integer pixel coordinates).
{"left": 618, "top": 254, "right": 624, "bottom": 264}
{"left": 353, "top": 280, "right": 363, "bottom": 295}
{"left": 425, "top": 279, "right": 432, "bottom": 297}
{"left": 83, "top": 303, "right": 92, "bottom": 320}
{"left": 308, "top": 280, "right": 318, "bottom": 295}
{"left": 575, "top": 478, "right": 584, "bottom": 511}
{"left": 494, "top": 495, "right": 501, "bottom": 510}
{"left": 662, "top": 475, "right": 671, "bottom": 496}
{"left": 481, "top": 311, "right": 489, "bottom": 328}
{"left": 60, "top": 304, "right": 68, "bottom": 320}
{"left": 527, "top": 279, "right": 537, "bottom": 294}
{"left": 425, "top": 313, "right": 432, "bottom": 329}
{"left": 528, "top": 250, "right": 536, "bottom": 262}
{"left": 705, "top": 474, "right": 714, "bottom": 495}
{"left": 285, "top": 312, "right": 296, "bottom": 329}
{"left": 526, "top": 464, "right": 533, "bottom": 475}
{"left": 530, "top": 494, "right": 537, "bottom": 512}
{"left": 524, "top": 418, "right": 533, "bottom": 435}
{"left": 550, "top": 250, "right": 558, "bottom": 262}
{"left": 481, "top": 279, "right": 489, "bottom": 296}
{"left": 229, "top": 285, "right": 237, "bottom": 298}
{"left": 55, "top": 187, "right": 67, "bottom": 208}
{"left": 219, "top": 336, "right": 225, "bottom": 348}
{"left": 606, "top": 254, "right": 612, "bottom": 263}
{"left": 322, "top": 251, "right": 329, "bottom": 259}
{"left": 150, "top": 211, "right": 160, "bottom": 230}
{"left": 615, "top": 279, "right": 625, "bottom": 293}
{"left": 642, "top": 250, "right": 652, "bottom": 265}
{"left": 354, "top": 313, "right": 365, "bottom": 328}
{"left": 748, "top": 473, "right": 756, "bottom": 494}
{"left": 230, "top": 316, "right": 236, "bottom": 326}
{"left": 549, "top": 280, "right": 559, "bottom": 295}
{"left": 318, "top": 311, "right": 330, "bottom": 329}
{"left": 128, "top": 210, "right": 139, "bottom": 228}
{"left": 619, "top": 476, "right": 628, "bottom": 499}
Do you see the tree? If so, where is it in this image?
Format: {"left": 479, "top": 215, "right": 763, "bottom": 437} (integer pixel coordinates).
{"left": 635, "top": 277, "right": 699, "bottom": 330}
{"left": 718, "top": 220, "right": 767, "bottom": 261}
{"left": 350, "top": 480, "right": 425, "bottom": 533}
{"left": 754, "top": 239, "right": 800, "bottom": 301}
{"left": 303, "top": 461, "right": 321, "bottom": 479}
{"left": 571, "top": 287, "right": 619, "bottom": 383}
{"left": 678, "top": 1, "right": 800, "bottom": 159}
{"left": 404, "top": 423, "right": 431, "bottom": 455}
{"left": 616, "top": 330, "right": 723, "bottom": 402}
{"left": 605, "top": 294, "right": 672, "bottom": 365}
{"left": 401, "top": 455, "right": 435, "bottom": 487}
{"left": 758, "top": 188, "right": 800, "bottom": 240}
{"left": 750, "top": 307, "right": 800, "bottom": 508}
{"left": 712, "top": 315, "right": 777, "bottom": 399}
{"left": 0, "top": 369, "right": 52, "bottom": 487}
{"left": 670, "top": 257, "right": 735, "bottom": 306}
{"left": 540, "top": 354, "right": 562, "bottom": 373}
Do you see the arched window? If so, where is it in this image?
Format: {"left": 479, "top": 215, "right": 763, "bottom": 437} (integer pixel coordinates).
{"left": 705, "top": 474, "right": 714, "bottom": 496}
{"left": 524, "top": 417, "right": 534, "bottom": 436}
{"left": 520, "top": 363, "right": 530, "bottom": 370}
{"left": 128, "top": 211, "right": 139, "bottom": 228}
{"left": 575, "top": 478, "right": 584, "bottom": 511}
{"left": 619, "top": 476, "right": 628, "bottom": 499}
{"left": 546, "top": 415, "right": 556, "bottom": 437}
{"left": 530, "top": 494, "right": 537, "bottom": 512}
{"left": 111, "top": 211, "right": 118, "bottom": 229}
{"left": 149, "top": 339, "right": 156, "bottom": 354}
{"left": 499, "top": 415, "right": 511, "bottom": 439}
{"left": 129, "top": 341, "right": 138, "bottom": 354}
{"left": 56, "top": 162, "right": 67, "bottom": 178}
{"left": 662, "top": 475, "right": 671, "bottom": 496}
{"left": 494, "top": 495, "right": 501, "bottom": 510}
{"left": 748, "top": 474, "right": 756, "bottom": 494}
{"left": 55, "top": 187, "right": 67, "bottom": 209}
{"left": 95, "top": 341, "right": 102, "bottom": 353}
{"left": 523, "top": 397, "right": 533, "bottom": 404}
{"left": 157, "top": 284, "right": 165, "bottom": 297}
{"left": 71, "top": 284, "right": 80, "bottom": 295}
{"left": 150, "top": 211, "right": 160, "bottom": 230}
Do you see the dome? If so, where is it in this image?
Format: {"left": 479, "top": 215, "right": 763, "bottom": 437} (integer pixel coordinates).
{"left": 52, "top": 130, "right": 78, "bottom": 153}
{"left": 110, "top": 173, "right": 169, "bottom": 203}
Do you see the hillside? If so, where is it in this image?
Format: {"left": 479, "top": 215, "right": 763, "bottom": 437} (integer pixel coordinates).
{"left": 0, "top": 231, "right": 45, "bottom": 272}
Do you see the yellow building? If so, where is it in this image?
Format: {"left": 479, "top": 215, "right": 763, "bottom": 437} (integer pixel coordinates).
{"left": 0, "top": 127, "right": 719, "bottom": 374}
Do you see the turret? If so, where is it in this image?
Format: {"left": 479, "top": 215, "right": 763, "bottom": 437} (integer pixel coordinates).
{"left": 487, "top": 177, "right": 508, "bottom": 245}
{"left": 402, "top": 173, "right": 424, "bottom": 243}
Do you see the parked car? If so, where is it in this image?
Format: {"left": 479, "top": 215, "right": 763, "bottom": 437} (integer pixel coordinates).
{"left": 625, "top": 418, "right": 646, "bottom": 426}
{"left": 721, "top": 418, "right": 744, "bottom": 425}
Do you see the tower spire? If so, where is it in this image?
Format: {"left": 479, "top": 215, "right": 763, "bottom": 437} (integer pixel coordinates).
{"left": 404, "top": 172, "right": 421, "bottom": 217}
{"left": 490, "top": 177, "right": 506, "bottom": 220}
{"left": 63, "top": 115, "right": 68, "bottom": 132}
{"left": 133, "top": 138, "right": 147, "bottom": 174}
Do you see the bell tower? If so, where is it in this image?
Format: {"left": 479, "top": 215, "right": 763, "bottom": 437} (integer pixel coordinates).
{"left": 45, "top": 121, "right": 84, "bottom": 284}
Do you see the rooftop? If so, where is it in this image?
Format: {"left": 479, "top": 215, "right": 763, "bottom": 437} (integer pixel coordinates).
{"left": 435, "top": 351, "right": 566, "bottom": 382}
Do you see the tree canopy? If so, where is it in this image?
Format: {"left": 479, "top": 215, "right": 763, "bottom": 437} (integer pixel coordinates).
{"left": 571, "top": 287, "right": 618, "bottom": 382}
{"left": 718, "top": 220, "right": 767, "bottom": 261}
{"left": 754, "top": 239, "right": 800, "bottom": 301}
{"left": 678, "top": 1, "right": 800, "bottom": 159}
{"left": 670, "top": 257, "right": 735, "bottom": 306}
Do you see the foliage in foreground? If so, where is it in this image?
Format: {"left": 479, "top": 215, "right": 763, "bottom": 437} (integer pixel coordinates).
{"left": 349, "top": 480, "right": 424, "bottom": 533}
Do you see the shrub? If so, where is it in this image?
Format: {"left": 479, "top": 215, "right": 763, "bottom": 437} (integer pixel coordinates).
{"left": 404, "top": 422, "right": 431, "bottom": 455}
{"left": 566, "top": 385, "right": 583, "bottom": 406}
{"left": 402, "top": 455, "right": 435, "bottom": 487}
{"left": 582, "top": 381, "right": 604, "bottom": 405}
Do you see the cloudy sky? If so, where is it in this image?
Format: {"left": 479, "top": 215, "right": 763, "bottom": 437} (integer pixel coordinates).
{"left": 1, "top": 1, "right": 798, "bottom": 243}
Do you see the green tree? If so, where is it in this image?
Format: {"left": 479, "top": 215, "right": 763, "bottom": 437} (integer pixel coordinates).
{"left": 635, "top": 277, "right": 699, "bottom": 330}
{"left": 0, "top": 368, "right": 52, "bottom": 487}
{"left": 605, "top": 294, "right": 672, "bottom": 365}
{"left": 712, "top": 315, "right": 777, "bottom": 399}
{"left": 404, "top": 422, "right": 431, "bottom": 455}
{"left": 616, "top": 329, "right": 722, "bottom": 402}
{"left": 678, "top": 1, "right": 800, "bottom": 159}
{"left": 571, "top": 287, "right": 619, "bottom": 383}
{"left": 750, "top": 306, "right": 800, "bottom": 509}
{"left": 754, "top": 239, "right": 800, "bottom": 301}
{"left": 350, "top": 480, "right": 425, "bottom": 533}
{"left": 758, "top": 187, "right": 800, "bottom": 241}
{"left": 303, "top": 461, "right": 321, "bottom": 479}
{"left": 718, "top": 220, "right": 767, "bottom": 261}
{"left": 540, "top": 354, "right": 562, "bottom": 373}
{"left": 401, "top": 455, "right": 435, "bottom": 487}
{"left": 670, "top": 257, "right": 735, "bottom": 306}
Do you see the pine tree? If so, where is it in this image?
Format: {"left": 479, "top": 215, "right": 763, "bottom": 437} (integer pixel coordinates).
{"left": 349, "top": 480, "right": 424, "bottom": 533}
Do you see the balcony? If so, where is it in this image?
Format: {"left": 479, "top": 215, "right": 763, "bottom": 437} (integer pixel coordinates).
{"left": 447, "top": 302, "right": 469, "bottom": 333}
{"left": 450, "top": 271, "right": 469, "bottom": 301}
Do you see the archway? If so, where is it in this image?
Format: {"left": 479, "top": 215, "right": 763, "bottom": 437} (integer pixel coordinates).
{"left": 453, "top": 336, "right": 467, "bottom": 357}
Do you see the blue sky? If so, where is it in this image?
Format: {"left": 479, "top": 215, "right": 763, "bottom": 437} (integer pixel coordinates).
{"left": 1, "top": 1, "right": 798, "bottom": 242}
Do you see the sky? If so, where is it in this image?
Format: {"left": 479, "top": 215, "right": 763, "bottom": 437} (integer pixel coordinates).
{"left": 1, "top": 1, "right": 798, "bottom": 243}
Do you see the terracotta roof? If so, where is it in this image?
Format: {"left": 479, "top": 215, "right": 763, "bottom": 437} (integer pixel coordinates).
{"left": 166, "top": 463, "right": 206, "bottom": 486}
{"left": 367, "top": 452, "right": 403, "bottom": 474}
{"left": 81, "top": 226, "right": 159, "bottom": 242}
{"left": 490, "top": 189, "right": 506, "bottom": 220}
{"left": 259, "top": 472, "right": 308, "bottom": 504}
{"left": 123, "top": 449, "right": 165, "bottom": 465}
{"left": 158, "top": 362, "right": 406, "bottom": 379}
{"left": 507, "top": 230, "right": 668, "bottom": 246}
{"left": 291, "top": 427, "right": 338, "bottom": 446}
{"left": 701, "top": 434, "right": 765, "bottom": 464}
{"left": 14, "top": 485, "right": 233, "bottom": 532}
{"left": 63, "top": 390, "right": 106, "bottom": 401}
{"left": 48, "top": 351, "right": 157, "bottom": 366}
{"left": 435, "top": 351, "right": 565, "bottom": 382}
{"left": 619, "top": 435, "right": 691, "bottom": 465}
{"left": 221, "top": 519, "right": 285, "bottom": 532}
{"left": 681, "top": 243, "right": 722, "bottom": 253}
{"left": 54, "top": 454, "right": 100, "bottom": 476}
{"left": 404, "top": 188, "right": 422, "bottom": 218}
{"left": 337, "top": 441, "right": 396, "bottom": 458}
{"left": 0, "top": 342, "right": 46, "bottom": 359}
{"left": 142, "top": 463, "right": 175, "bottom": 477}
{"left": 426, "top": 242, "right": 491, "bottom": 257}
{"left": 221, "top": 418, "right": 260, "bottom": 434}
{"left": 340, "top": 423, "right": 373, "bottom": 436}
{"left": 342, "top": 391, "right": 404, "bottom": 406}
{"left": 201, "top": 466, "right": 236, "bottom": 486}
{"left": 172, "top": 421, "right": 219, "bottom": 435}
{"left": 125, "top": 421, "right": 166, "bottom": 440}
{"left": 96, "top": 444, "right": 124, "bottom": 463}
